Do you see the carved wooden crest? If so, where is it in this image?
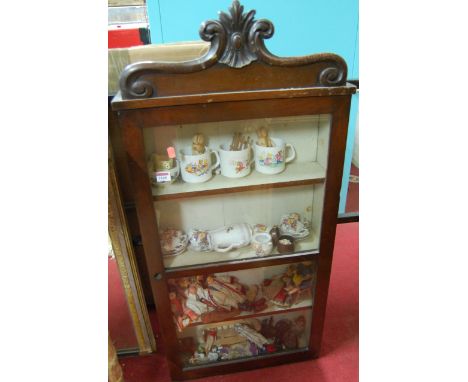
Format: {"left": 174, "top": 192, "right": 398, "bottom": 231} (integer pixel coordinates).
{"left": 216, "top": 0, "right": 261, "bottom": 68}
{"left": 119, "top": 0, "right": 348, "bottom": 99}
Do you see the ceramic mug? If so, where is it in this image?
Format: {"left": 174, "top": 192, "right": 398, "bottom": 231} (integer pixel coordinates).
{"left": 219, "top": 143, "right": 254, "bottom": 178}
{"left": 179, "top": 146, "right": 220, "bottom": 183}
{"left": 254, "top": 137, "right": 296, "bottom": 175}
{"left": 251, "top": 232, "right": 273, "bottom": 257}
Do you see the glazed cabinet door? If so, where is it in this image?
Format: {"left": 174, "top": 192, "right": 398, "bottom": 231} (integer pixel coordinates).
{"left": 170, "top": 260, "right": 318, "bottom": 367}
{"left": 143, "top": 114, "right": 331, "bottom": 269}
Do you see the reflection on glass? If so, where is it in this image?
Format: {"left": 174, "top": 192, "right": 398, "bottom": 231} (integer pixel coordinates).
{"left": 345, "top": 111, "right": 359, "bottom": 213}
{"left": 167, "top": 262, "right": 316, "bottom": 366}
{"left": 345, "top": 164, "right": 359, "bottom": 213}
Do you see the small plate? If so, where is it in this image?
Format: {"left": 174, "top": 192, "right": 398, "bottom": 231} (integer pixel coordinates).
{"left": 160, "top": 229, "right": 188, "bottom": 256}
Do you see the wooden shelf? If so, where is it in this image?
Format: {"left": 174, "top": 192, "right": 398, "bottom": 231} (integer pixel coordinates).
{"left": 152, "top": 161, "right": 325, "bottom": 201}
{"left": 163, "top": 231, "right": 319, "bottom": 269}
{"left": 180, "top": 299, "right": 313, "bottom": 330}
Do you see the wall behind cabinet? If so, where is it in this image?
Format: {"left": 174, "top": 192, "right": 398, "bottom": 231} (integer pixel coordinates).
{"left": 148, "top": 0, "right": 358, "bottom": 77}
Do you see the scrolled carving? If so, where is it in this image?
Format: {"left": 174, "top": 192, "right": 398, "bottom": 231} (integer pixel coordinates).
{"left": 118, "top": 0, "right": 348, "bottom": 99}
{"left": 248, "top": 19, "right": 275, "bottom": 52}
{"left": 319, "top": 65, "right": 345, "bottom": 86}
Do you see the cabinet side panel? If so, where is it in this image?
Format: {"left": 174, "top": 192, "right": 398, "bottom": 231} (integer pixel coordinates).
{"left": 309, "top": 97, "right": 351, "bottom": 356}
{"left": 120, "top": 111, "right": 184, "bottom": 378}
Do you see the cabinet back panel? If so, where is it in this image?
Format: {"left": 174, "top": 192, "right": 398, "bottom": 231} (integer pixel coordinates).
{"left": 155, "top": 185, "right": 319, "bottom": 233}
{"left": 143, "top": 115, "right": 330, "bottom": 169}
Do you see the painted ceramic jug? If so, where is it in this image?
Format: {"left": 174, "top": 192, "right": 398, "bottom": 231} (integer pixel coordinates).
{"left": 189, "top": 223, "right": 252, "bottom": 253}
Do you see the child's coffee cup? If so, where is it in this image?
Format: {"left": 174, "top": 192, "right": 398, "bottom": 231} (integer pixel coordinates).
{"left": 254, "top": 137, "right": 295, "bottom": 175}
{"left": 179, "top": 146, "right": 220, "bottom": 183}
{"left": 219, "top": 143, "right": 254, "bottom": 178}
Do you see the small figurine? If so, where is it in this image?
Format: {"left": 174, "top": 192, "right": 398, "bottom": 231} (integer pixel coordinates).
{"left": 185, "top": 284, "right": 212, "bottom": 316}
{"left": 262, "top": 262, "right": 315, "bottom": 308}
{"left": 294, "top": 315, "right": 308, "bottom": 348}
{"left": 169, "top": 292, "right": 184, "bottom": 317}
{"left": 192, "top": 133, "right": 206, "bottom": 154}
{"left": 206, "top": 275, "right": 247, "bottom": 310}
{"left": 277, "top": 315, "right": 307, "bottom": 349}
{"left": 256, "top": 126, "right": 274, "bottom": 147}
{"left": 204, "top": 328, "right": 217, "bottom": 355}
{"left": 260, "top": 316, "right": 277, "bottom": 339}
{"left": 269, "top": 225, "right": 280, "bottom": 246}
{"left": 229, "top": 132, "right": 249, "bottom": 151}
{"left": 234, "top": 323, "right": 268, "bottom": 348}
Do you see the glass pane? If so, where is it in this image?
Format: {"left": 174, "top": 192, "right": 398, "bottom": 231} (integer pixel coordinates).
{"left": 346, "top": 111, "right": 359, "bottom": 213}
{"left": 339, "top": 93, "right": 359, "bottom": 215}
{"left": 156, "top": 185, "right": 323, "bottom": 268}
{"left": 168, "top": 261, "right": 316, "bottom": 366}
{"left": 143, "top": 115, "right": 331, "bottom": 269}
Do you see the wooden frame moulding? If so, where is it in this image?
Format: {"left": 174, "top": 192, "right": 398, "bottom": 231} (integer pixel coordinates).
{"left": 108, "top": 143, "right": 156, "bottom": 354}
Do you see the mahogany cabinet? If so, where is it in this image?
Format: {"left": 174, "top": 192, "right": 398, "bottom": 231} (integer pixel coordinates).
{"left": 111, "top": 1, "right": 355, "bottom": 380}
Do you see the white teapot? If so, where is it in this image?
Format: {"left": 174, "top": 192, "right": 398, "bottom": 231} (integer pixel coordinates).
{"left": 188, "top": 223, "right": 252, "bottom": 253}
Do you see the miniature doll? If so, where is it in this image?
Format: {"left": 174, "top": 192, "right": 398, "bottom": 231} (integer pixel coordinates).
{"left": 169, "top": 292, "right": 184, "bottom": 318}
{"left": 204, "top": 327, "right": 218, "bottom": 355}
{"left": 274, "top": 319, "right": 293, "bottom": 347}
{"left": 206, "top": 276, "right": 246, "bottom": 305}
{"left": 260, "top": 317, "right": 277, "bottom": 340}
{"left": 205, "top": 276, "right": 246, "bottom": 310}
{"left": 185, "top": 285, "right": 212, "bottom": 316}
{"left": 234, "top": 323, "right": 268, "bottom": 348}
{"left": 276, "top": 315, "right": 307, "bottom": 350}
{"left": 294, "top": 315, "right": 308, "bottom": 348}
{"left": 192, "top": 133, "right": 206, "bottom": 154}
{"left": 256, "top": 126, "right": 273, "bottom": 147}
{"left": 262, "top": 276, "right": 292, "bottom": 307}
{"left": 169, "top": 292, "right": 192, "bottom": 331}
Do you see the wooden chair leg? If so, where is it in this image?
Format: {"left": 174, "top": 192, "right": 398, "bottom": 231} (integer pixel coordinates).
{"left": 108, "top": 333, "right": 124, "bottom": 382}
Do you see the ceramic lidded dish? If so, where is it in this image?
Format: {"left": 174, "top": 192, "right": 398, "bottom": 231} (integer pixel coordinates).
{"left": 277, "top": 235, "right": 295, "bottom": 254}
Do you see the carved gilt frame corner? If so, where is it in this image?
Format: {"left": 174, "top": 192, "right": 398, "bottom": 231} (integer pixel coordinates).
{"left": 108, "top": 144, "right": 156, "bottom": 354}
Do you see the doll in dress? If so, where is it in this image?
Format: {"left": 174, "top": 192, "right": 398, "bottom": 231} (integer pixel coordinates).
{"left": 185, "top": 284, "right": 212, "bottom": 316}
{"left": 256, "top": 126, "right": 273, "bottom": 147}
{"left": 192, "top": 133, "right": 206, "bottom": 154}
{"left": 206, "top": 275, "right": 247, "bottom": 310}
